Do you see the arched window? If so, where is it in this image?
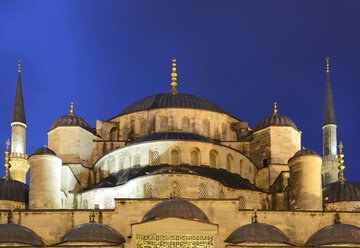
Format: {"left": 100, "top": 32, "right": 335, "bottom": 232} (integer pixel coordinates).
{"left": 199, "top": 183, "right": 208, "bottom": 198}
{"left": 249, "top": 165, "right": 254, "bottom": 182}
{"left": 133, "top": 153, "right": 141, "bottom": 167}
{"left": 263, "top": 159, "right": 268, "bottom": 168}
{"left": 238, "top": 196, "right": 246, "bottom": 209}
{"left": 240, "top": 159, "right": 245, "bottom": 177}
{"left": 110, "top": 127, "right": 118, "bottom": 140}
{"left": 150, "top": 150, "right": 160, "bottom": 165}
{"left": 118, "top": 155, "right": 124, "bottom": 171}
{"left": 143, "top": 183, "right": 152, "bottom": 198}
{"left": 226, "top": 154, "right": 233, "bottom": 172}
{"left": 222, "top": 123, "right": 227, "bottom": 140}
{"left": 171, "top": 149, "right": 180, "bottom": 166}
{"left": 170, "top": 181, "right": 181, "bottom": 198}
{"left": 203, "top": 119, "right": 210, "bottom": 137}
{"left": 160, "top": 116, "right": 168, "bottom": 132}
{"left": 104, "top": 196, "right": 114, "bottom": 209}
{"left": 209, "top": 150, "right": 218, "bottom": 168}
{"left": 190, "top": 149, "right": 200, "bottom": 166}
{"left": 140, "top": 119, "right": 147, "bottom": 136}
{"left": 82, "top": 199, "right": 88, "bottom": 209}
{"left": 182, "top": 117, "right": 190, "bottom": 132}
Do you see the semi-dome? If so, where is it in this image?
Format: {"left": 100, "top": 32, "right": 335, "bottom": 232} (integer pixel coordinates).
{"left": 131, "top": 132, "right": 213, "bottom": 144}
{"left": 305, "top": 223, "right": 360, "bottom": 246}
{"left": 225, "top": 222, "right": 292, "bottom": 245}
{"left": 114, "top": 92, "right": 228, "bottom": 117}
{"left": 61, "top": 222, "right": 125, "bottom": 244}
{"left": 323, "top": 181, "right": 360, "bottom": 203}
{"left": 51, "top": 114, "right": 93, "bottom": 133}
{"left": 0, "top": 179, "right": 28, "bottom": 203}
{"left": 254, "top": 113, "right": 297, "bottom": 131}
{"left": 142, "top": 199, "right": 209, "bottom": 223}
{"left": 0, "top": 223, "right": 44, "bottom": 246}
{"left": 32, "top": 147, "right": 56, "bottom": 156}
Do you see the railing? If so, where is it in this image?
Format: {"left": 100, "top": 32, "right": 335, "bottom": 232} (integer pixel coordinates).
{"left": 10, "top": 152, "right": 28, "bottom": 159}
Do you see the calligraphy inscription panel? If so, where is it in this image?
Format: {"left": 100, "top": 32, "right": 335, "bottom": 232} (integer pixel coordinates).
{"left": 136, "top": 234, "right": 214, "bottom": 248}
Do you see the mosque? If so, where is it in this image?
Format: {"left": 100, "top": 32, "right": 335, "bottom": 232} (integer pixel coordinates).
{"left": 0, "top": 57, "right": 359, "bottom": 247}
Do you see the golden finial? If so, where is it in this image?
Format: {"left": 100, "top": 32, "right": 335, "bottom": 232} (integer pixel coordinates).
{"left": 251, "top": 209, "right": 258, "bottom": 223}
{"left": 170, "top": 57, "right": 178, "bottom": 95}
{"left": 338, "top": 141, "right": 346, "bottom": 183}
{"left": 326, "top": 57, "right": 330, "bottom": 73}
{"left": 273, "top": 102, "right": 278, "bottom": 115}
{"left": 18, "top": 58, "right": 21, "bottom": 73}
{"left": 70, "top": 102, "right": 74, "bottom": 116}
{"left": 3, "top": 139, "right": 11, "bottom": 181}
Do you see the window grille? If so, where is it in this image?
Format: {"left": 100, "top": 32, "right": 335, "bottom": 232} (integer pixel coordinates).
{"left": 140, "top": 119, "right": 147, "bottom": 136}
{"left": 150, "top": 150, "right": 160, "bottom": 165}
{"left": 82, "top": 199, "right": 88, "bottom": 209}
{"left": 238, "top": 196, "right": 246, "bottom": 209}
{"left": 209, "top": 150, "right": 218, "bottom": 168}
{"left": 190, "top": 149, "right": 200, "bottom": 166}
{"left": 160, "top": 116, "right": 168, "bottom": 132}
{"left": 170, "top": 181, "right": 181, "bottom": 198}
{"left": 203, "top": 119, "right": 210, "bottom": 137}
{"left": 199, "top": 183, "right": 208, "bottom": 198}
{"left": 171, "top": 149, "right": 180, "bottom": 166}
{"left": 133, "top": 153, "right": 141, "bottom": 167}
{"left": 143, "top": 183, "right": 153, "bottom": 198}
{"left": 182, "top": 117, "right": 190, "bottom": 132}
{"left": 104, "top": 196, "right": 114, "bottom": 209}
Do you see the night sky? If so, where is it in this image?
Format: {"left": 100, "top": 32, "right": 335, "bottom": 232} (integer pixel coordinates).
{"left": 1, "top": 1, "right": 360, "bottom": 182}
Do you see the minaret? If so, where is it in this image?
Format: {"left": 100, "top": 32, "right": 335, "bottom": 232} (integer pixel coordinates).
{"left": 9, "top": 58, "right": 29, "bottom": 184}
{"left": 322, "top": 57, "right": 338, "bottom": 185}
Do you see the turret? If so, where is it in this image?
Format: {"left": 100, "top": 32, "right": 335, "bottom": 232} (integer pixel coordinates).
{"left": 29, "top": 147, "right": 62, "bottom": 209}
{"left": 322, "top": 57, "right": 338, "bottom": 185}
{"left": 288, "top": 148, "right": 322, "bottom": 210}
{"left": 9, "top": 59, "right": 29, "bottom": 183}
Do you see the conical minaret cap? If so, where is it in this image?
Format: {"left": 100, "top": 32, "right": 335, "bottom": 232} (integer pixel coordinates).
{"left": 11, "top": 58, "right": 26, "bottom": 124}
{"left": 323, "top": 57, "right": 336, "bottom": 126}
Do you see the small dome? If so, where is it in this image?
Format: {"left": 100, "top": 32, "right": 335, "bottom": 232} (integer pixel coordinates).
{"left": 32, "top": 147, "right": 56, "bottom": 156}
{"left": 323, "top": 181, "right": 360, "bottom": 203}
{"left": 51, "top": 114, "right": 93, "bottom": 133}
{"left": 115, "top": 92, "right": 228, "bottom": 117}
{"left": 292, "top": 148, "right": 317, "bottom": 158}
{"left": 142, "top": 199, "right": 209, "bottom": 223}
{"left": 132, "top": 132, "right": 213, "bottom": 144}
{"left": 306, "top": 223, "right": 360, "bottom": 246}
{"left": 0, "top": 179, "right": 28, "bottom": 203}
{"left": 254, "top": 114, "right": 297, "bottom": 131}
{"left": 0, "top": 223, "right": 44, "bottom": 246}
{"left": 61, "top": 222, "right": 125, "bottom": 244}
{"left": 225, "top": 222, "right": 292, "bottom": 245}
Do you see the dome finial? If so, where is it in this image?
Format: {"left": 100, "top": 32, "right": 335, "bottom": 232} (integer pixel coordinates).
{"left": 273, "top": 102, "right": 278, "bottom": 115}
{"left": 170, "top": 57, "right": 178, "bottom": 95}
{"left": 89, "top": 211, "right": 95, "bottom": 223}
{"left": 3, "top": 139, "right": 11, "bottom": 181}
{"left": 326, "top": 57, "right": 330, "bottom": 73}
{"left": 251, "top": 209, "right": 258, "bottom": 223}
{"left": 18, "top": 58, "right": 21, "bottom": 73}
{"left": 338, "top": 141, "right": 346, "bottom": 183}
{"left": 70, "top": 101, "right": 74, "bottom": 116}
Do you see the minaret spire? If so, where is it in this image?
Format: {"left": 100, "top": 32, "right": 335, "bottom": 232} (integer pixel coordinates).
{"left": 11, "top": 58, "right": 26, "bottom": 124}
{"left": 338, "top": 142, "right": 346, "bottom": 183}
{"left": 3, "top": 139, "right": 11, "bottom": 181}
{"left": 170, "top": 57, "right": 178, "bottom": 95}
{"left": 322, "top": 57, "right": 338, "bottom": 185}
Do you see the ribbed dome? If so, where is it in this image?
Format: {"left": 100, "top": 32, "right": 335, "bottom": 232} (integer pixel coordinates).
{"left": 254, "top": 114, "right": 297, "bottom": 131}
{"left": 142, "top": 199, "right": 209, "bottom": 223}
{"left": 131, "top": 132, "right": 213, "bottom": 144}
{"left": 0, "top": 223, "right": 44, "bottom": 246}
{"left": 305, "top": 223, "right": 360, "bottom": 246}
{"left": 323, "top": 181, "right": 360, "bottom": 203}
{"left": 61, "top": 222, "right": 125, "bottom": 244}
{"left": 0, "top": 179, "right": 28, "bottom": 203}
{"left": 293, "top": 148, "right": 317, "bottom": 158}
{"left": 225, "top": 222, "right": 292, "bottom": 245}
{"left": 115, "top": 93, "right": 228, "bottom": 117}
{"left": 32, "top": 147, "right": 56, "bottom": 156}
{"left": 51, "top": 114, "right": 93, "bottom": 133}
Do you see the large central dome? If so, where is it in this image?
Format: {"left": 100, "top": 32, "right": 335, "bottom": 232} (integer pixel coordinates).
{"left": 115, "top": 92, "right": 228, "bottom": 117}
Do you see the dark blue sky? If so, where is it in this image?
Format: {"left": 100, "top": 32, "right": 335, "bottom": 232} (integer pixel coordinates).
{"left": 1, "top": 1, "right": 360, "bottom": 181}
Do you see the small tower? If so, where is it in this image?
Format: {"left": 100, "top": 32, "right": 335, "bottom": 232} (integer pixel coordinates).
{"left": 322, "top": 57, "right": 338, "bottom": 185}
{"left": 9, "top": 58, "right": 29, "bottom": 184}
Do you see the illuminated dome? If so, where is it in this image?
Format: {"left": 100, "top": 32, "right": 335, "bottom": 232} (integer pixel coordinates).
{"left": 225, "top": 222, "right": 291, "bottom": 245}
{"left": 254, "top": 113, "right": 297, "bottom": 131}
{"left": 306, "top": 223, "right": 360, "bottom": 246}
{"left": 142, "top": 199, "right": 209, "bottom": 223}
{"left": 0, "top": 224, "right": 44, "bottom": 246}
{"left": 61, "top": 222, "right": 125, "bottom": 244}
{"left": 116, "top": 93, "right": 228, "bottom": 117}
